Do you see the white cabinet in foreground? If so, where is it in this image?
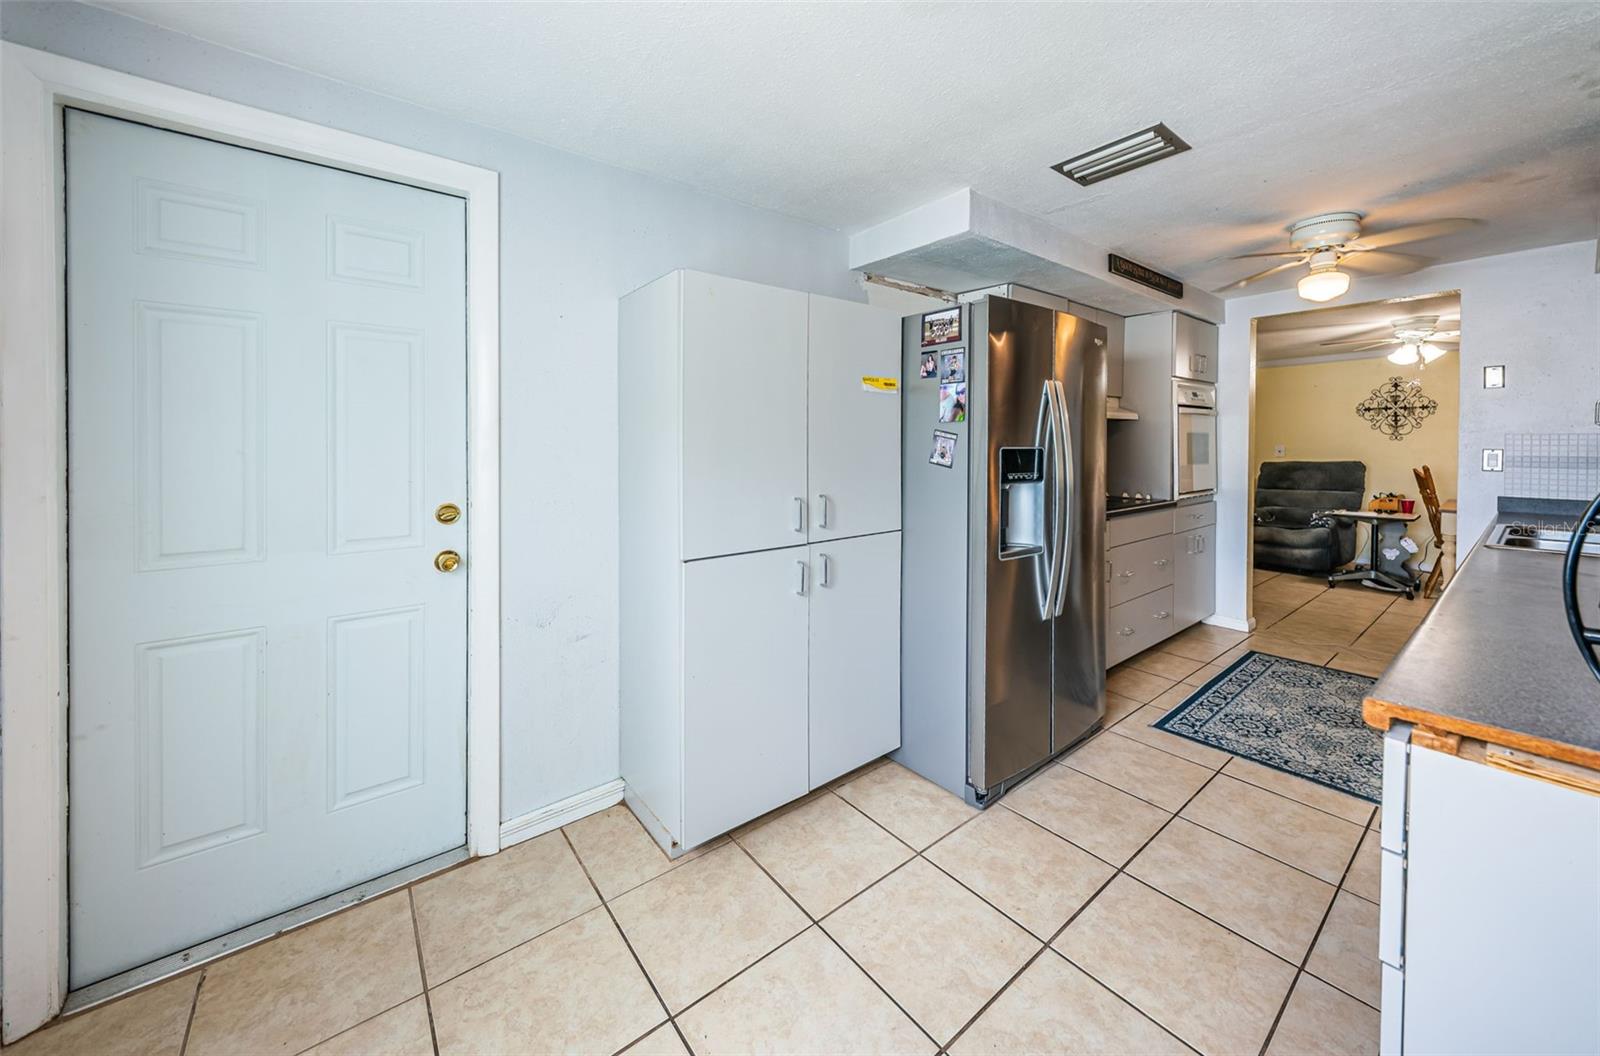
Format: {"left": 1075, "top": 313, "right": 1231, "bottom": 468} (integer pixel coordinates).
{"left": 620, "top": 270, "right": 902, "bottom": 855}
{"left": 1379, "top": 726, "right": 1600, "bottom": 1055}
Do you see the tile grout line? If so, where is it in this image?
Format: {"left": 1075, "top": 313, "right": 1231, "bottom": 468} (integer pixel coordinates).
{"left": 941, "top": 766, "right": 1230, "bottom": 1055}
{"left": 724, "top": 835, "right": 944, "bottom": 1051}
{"left": 177, "top": 968, "right": 205, "bottom": 1056}
{"left": 1256, "top": 804, "right": 1378, "bottom": 1056}
{"left": 556, "top": 827, "right": 691, "bottom": 1056}
{"left": 405, "top": 888, "right": 442, "bottom": 1056}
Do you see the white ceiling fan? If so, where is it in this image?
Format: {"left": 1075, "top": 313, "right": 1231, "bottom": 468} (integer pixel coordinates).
{"left": 1221, "top": 212, "right": 1475, "bottom": 302}
{"left": 1319, "top": 314, "right": 1460, "bottom": 367}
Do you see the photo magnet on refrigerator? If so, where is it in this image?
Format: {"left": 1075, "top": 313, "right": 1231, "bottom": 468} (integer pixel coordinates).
{"left": 940, "top": 349, "right": 966, "bottom": 384}
{"left": 938, "top": 382, "right": 967, "bottom": 423}
{"left": 919, "top": 353, "right": 938, "bottom": 379}
{"left": 929, "top": 430, "right": 957, "bottom": 468}
{"left": 921, "top": 306, "right": 961, "bottom": 347}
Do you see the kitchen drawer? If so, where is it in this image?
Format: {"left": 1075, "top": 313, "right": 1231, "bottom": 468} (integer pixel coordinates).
{"left": 1107, "top": 534, "right": 1175, "bottom": 608}
{"left": 1107, "top": 586, "right": 1176, "bottom": 667}
{"left": 1175, "top": 500, "right": 1216, "bottom": 532}
{"left": 1107, "top": 507, "right": 1175, "bottom": 547}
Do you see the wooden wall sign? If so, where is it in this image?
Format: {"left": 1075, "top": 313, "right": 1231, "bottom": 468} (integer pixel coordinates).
{"left": 1108, "top": 254, "right": 1184, "bottom": 298}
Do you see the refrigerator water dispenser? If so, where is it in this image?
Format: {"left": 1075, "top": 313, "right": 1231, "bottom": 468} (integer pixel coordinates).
{"left": 998, "top": 447, "right": 1044, "bottom": 559}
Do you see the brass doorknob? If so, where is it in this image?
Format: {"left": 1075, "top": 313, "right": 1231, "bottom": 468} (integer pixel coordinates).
{"left": 434, "top": 550, "right": 461, "bottom": 573}
{"left": 435, "top": 502, "right": 461, "bottom": 524}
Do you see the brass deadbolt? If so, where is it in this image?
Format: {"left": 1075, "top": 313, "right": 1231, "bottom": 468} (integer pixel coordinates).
{"left": 436, "top": 502, "right": 462, "bottom": 524}
{"left": 434, "top": 550, "right": 461, "bottom": 573}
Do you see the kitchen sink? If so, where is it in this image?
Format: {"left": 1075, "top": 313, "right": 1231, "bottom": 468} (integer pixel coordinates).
{"left": 1485, "top": 522, "right": 1600, "bottom": 557}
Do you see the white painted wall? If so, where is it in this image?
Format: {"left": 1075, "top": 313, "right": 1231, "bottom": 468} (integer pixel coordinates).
{"left": 1, "top": 2, "right": 863, "bottom": 822}
{"left": 1216, "top": 240, "right": 1600, "bottom": 626}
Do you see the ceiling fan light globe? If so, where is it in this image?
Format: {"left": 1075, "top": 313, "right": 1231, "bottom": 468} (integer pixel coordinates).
{"left": 1297, "top": 268, "right": 1351, "bottom": 302}
{"left": 1420, "top": 342, "right": 1448, "bottom": 363}
{"left": 1388, "top": 343, "right": 1422, "bottom": 366}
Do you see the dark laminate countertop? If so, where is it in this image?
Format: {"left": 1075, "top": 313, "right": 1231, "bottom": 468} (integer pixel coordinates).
{"left": 1364, "top": 498, "right": 1600, "bottom": 769}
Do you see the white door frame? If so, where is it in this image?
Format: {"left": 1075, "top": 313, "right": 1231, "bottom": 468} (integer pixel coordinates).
{"left": 0, "top": 42, "right": 502, "bottom": 1040}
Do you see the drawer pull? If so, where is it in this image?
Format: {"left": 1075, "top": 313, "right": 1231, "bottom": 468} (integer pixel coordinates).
{"left": 1153, "top": 558, "right": 1170, "bottom": 568}
{"left": 1117, "top": 627, "right": 1136, "bottom": 637}
{"left": 1153, "top": 610, "right": 1171, "bottom": 620}
{"left": 1118, "top": 570, "right": 1136, "bottom": 579}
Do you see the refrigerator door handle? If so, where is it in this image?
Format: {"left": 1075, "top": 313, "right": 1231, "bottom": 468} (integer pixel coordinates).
{"left": 1036, "top": 379, "right": 1062, "bottom": 621}
{"left": 1051, "top": 379, "right": 1073, "bottom": 618}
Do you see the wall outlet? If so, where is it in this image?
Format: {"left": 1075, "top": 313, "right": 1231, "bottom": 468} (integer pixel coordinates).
{"left": 1273, "top": 444, "right": 1286, "bottom": 457}
{"left": 1482, "top": 448, "right": 1503, "bottom": 472}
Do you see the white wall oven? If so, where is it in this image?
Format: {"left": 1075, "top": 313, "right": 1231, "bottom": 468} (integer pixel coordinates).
{"left": 1174, "top": 379, "right": 1217, "bottom": 496}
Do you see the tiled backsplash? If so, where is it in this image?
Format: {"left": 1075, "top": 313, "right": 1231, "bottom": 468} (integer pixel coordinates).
{"left": 1504, "top": 433, "right": 1600, "bottom": 500}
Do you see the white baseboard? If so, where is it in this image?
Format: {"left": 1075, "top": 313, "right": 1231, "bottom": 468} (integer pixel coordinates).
{"left": 1204, "top": 614, "right": 1255, "bottom": 633}
{"left": 499, "top": 779, "right": 625, "bottom": 849}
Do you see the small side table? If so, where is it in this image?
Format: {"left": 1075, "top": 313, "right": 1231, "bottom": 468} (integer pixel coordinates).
{"left": 1326, "top": 509, "right": 1422, "bottom": 598}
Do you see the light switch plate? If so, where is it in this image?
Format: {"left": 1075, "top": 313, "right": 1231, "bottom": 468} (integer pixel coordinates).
{"left": 1482, "top": 448, "right": 1503, "bottom": 472}
{"left": 1484, "top": 365, "right": 1505, "bottom": 388}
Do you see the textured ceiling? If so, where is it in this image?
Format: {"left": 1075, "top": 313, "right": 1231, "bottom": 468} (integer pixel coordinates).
{"left": 1256, "top": 291, "right": 1462, "bottom": 363}
{"left": 96, "top": 1, "right": 1600, "bottom": 296}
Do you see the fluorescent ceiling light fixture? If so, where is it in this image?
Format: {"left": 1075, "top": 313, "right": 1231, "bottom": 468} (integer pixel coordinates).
{"left": 1052, "top": 124, "right": 1191, "bottom": 186}
{"left": 1297, "top": 267, "right": 1351, "bottom": 302}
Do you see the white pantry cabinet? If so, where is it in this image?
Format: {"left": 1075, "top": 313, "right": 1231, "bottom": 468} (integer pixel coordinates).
{"left": 681, "top": 547, "right": 809, "bottom": 848}
{"left": 807, "top": 532, "right": 902, "bottom": 788}
{"left": 619, "top": 270, "right": 902, "bottom": 855}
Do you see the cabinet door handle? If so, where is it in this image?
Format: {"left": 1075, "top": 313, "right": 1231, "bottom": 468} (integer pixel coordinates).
{"left": 819, "top": 553, "right": 831, "bottom": 587}
{"left": 793, "top": 497, "right": 806, "bottom": 533}
{"left": 1199, "top": 535, "right": 1206, "bottom": 554}
{"left": 817, "top": 493, "right": 830, "bottom": 530}
{"left": 1118, "top": 626, "right": 1136, "bottom": 637}
{"left": 1154, "top": 610, "right": 1171, "bottom": 620}
{"left": 795, "top": 560, "right": 807, "bottom": 596}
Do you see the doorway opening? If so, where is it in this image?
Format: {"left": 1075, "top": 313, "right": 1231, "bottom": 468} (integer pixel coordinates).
{"left": 1246, "top": 291, "right": 1461, "bottom": 669}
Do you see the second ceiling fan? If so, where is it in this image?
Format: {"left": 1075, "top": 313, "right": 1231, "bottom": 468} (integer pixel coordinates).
{"left": 1321, "top": 314, "right": 1461, "bottom": 367}
{"left": 1222, "top": 212, "right": 1474, "bottom": 302}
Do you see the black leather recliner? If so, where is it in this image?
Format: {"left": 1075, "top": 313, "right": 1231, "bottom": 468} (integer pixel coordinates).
{"left": 1253, "top": 460, "right": 1367, "bottom": 574}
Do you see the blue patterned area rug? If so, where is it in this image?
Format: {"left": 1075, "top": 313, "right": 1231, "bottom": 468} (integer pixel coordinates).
{"left": 1154, "top": 651, "right": 1382, "bottom": 803}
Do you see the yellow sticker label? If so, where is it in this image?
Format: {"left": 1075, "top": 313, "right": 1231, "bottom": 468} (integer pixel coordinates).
{"left": 861, "top": 376, "right": 899, "bottom": 393}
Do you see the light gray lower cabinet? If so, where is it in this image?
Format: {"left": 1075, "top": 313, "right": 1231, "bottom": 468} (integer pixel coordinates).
{"left": 635, "top": 536, "right": 903, "bottom": 855}
{"left": 807, "top": 533, "right": 901, "bottom": 787}
{"left": 1106, "top": 502, "right": 1215, "bottom": 668}
{"left": 1380, "top": 726, "right": 1600, "bottom": 1055}
{"left": 1174, "top": 524, "right": 1216, "bottom": 628}
{"left": 681, "top": 547, "right": 810, "bottom": 849}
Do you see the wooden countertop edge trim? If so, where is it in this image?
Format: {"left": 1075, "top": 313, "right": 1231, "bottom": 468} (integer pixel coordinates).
{"left": 1363, "top": 695, "right": 1600, "bottom": 771}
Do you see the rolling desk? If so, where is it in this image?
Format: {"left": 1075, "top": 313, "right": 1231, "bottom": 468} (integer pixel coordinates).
{"left": 1327, "top": 508, "right": 1421, "bottom": 598}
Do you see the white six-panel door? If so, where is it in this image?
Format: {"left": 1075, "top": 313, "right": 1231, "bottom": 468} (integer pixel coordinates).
{"left": 65, "top": 110, "right": 468, "bottom": 987}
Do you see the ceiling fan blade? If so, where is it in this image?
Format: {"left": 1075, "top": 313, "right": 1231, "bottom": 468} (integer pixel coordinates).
{"left": 1346, "top": 218, "right": 1475, "bottom": 251}
{"left": 1320, "top": 330, "right": 1398, "bottom": 348}
{"left": 1230, "top": 251, "right": 1308, "bottom": 260}
{"left": 1340, "top": 250, "right": 1428, "bottom": 275}
{"left": 1219, "top": 259, "right": 1302, "bottom": 291}
{"left": 1342, "top": 341, "right": 1401, "bottom": 355}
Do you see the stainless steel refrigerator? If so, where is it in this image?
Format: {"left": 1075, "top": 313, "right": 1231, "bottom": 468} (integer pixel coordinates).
{"left": 897, "top": 295, "right": 1106, "bottom": 806}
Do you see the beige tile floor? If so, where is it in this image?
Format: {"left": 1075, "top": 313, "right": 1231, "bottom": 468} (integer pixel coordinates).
{"left": 13, "top": 572, "right": 1423, "bottom": 1056}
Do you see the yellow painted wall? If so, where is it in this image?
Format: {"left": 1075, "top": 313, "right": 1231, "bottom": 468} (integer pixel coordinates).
{"left": 1256, "top": 354, "right": 1458, "bottom": 548}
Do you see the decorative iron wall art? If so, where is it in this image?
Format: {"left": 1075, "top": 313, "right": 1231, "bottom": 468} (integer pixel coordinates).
{"left": 1356, "top": 376, "right": 1438, "bottom": 441}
